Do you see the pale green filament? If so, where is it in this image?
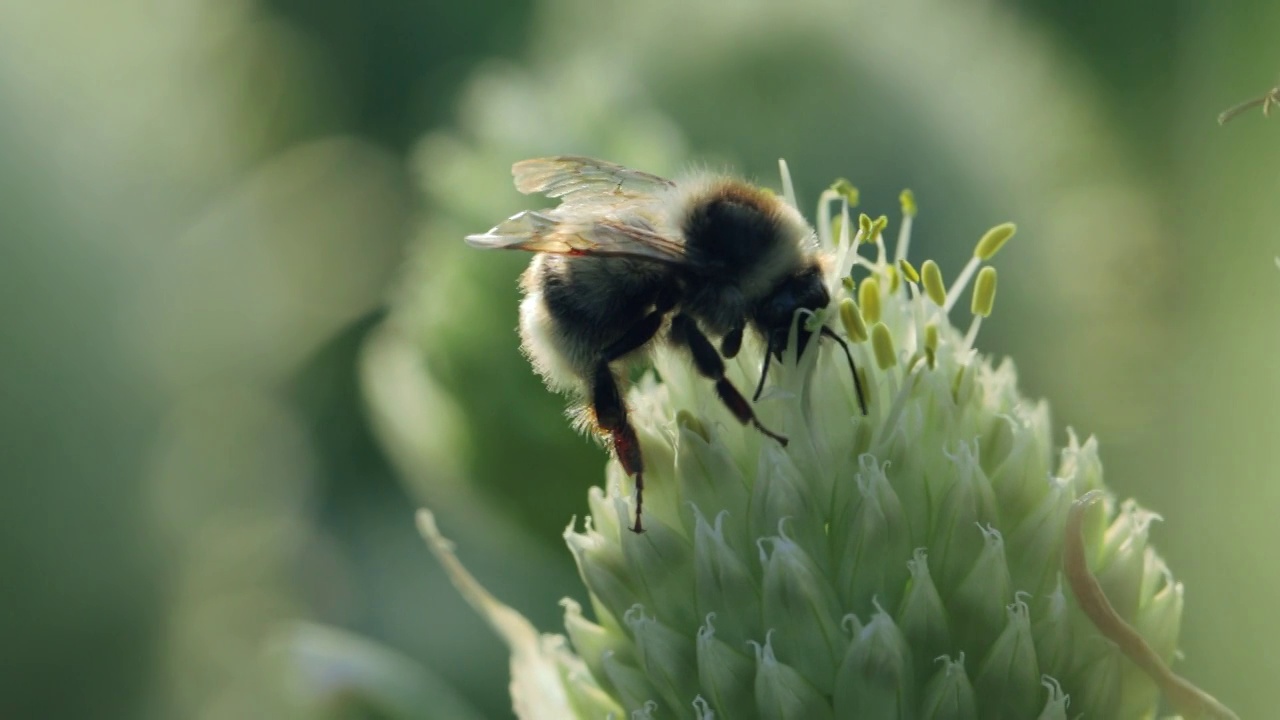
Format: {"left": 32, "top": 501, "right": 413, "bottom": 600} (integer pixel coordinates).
{"left": 894, "top": 190, "right": 916, "bottom": 262}
{"left": 945, "top": 223, "right": 1014, "bottom": 313}
{"left": 778, "top": 159, "right": 798, "bottom": 210}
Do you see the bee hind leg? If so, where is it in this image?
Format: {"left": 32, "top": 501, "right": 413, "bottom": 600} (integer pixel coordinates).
{"left": 591, "top": 361, "right": 646, "bottom": 533}
{"left": 669, "top": 313, "right": 789, "bottom": 447}
{"left": 593, "top": 309, "right": 669, "bottom": 534}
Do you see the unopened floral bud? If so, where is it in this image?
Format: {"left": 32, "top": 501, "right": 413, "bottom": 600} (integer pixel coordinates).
{"left": 919, "top": 654, "right": 976, "bottom": 720}
{"left": 833, "top": 602, "right": 914, "bottom": 718}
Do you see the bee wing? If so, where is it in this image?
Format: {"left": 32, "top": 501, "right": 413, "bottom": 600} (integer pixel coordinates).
{"left": 465, "top": 210, "right": 687, "bottom": 265}
{"left": 512, "top": 156, "right": 675, "bottom": 205}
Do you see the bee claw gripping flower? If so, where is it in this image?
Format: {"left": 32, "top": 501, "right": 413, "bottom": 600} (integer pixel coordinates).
{"left": 422, "top": 162, "right": 1235, "bottom": 720}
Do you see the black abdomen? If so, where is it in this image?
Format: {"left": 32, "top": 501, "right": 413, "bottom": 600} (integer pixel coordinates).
{"left": 538, "top": 254, "right": 671, "bottom": 356}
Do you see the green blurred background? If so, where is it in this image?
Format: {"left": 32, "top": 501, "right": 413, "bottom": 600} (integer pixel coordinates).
{"left": 2, "top": 0, "right": 1275, "bottom": 718}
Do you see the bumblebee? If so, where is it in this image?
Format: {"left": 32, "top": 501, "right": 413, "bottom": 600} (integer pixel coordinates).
{"left": 467, "top": 156, "right": 865, "bottom": 532}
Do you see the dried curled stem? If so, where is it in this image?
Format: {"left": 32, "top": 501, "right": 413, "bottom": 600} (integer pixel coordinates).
{"left": 1218, "top": 83, "right": 1280, "bottom": 125}
{"left": 1064, "top": 491, "right": 1238, "bottom": 720}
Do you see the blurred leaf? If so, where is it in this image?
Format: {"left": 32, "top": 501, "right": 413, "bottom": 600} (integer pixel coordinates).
{"left": 268, "top": 621, "right": 488, "bottom": 720}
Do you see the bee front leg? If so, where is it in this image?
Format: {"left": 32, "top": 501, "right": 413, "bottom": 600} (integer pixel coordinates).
{"left": 669, "top": 313, "right": 788, "bottom": 447}
{"left": 720, "top": 322, "right": 744, "bottom": 359}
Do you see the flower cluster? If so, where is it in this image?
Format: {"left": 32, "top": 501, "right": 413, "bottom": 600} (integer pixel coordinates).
{"left": 422, "top": 164, "right": 1233, "bottom": 719}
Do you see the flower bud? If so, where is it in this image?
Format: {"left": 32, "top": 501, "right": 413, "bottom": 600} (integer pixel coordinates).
{"left": 752, "top": 632, "right": 834, "bottom": 720}
{"left": 695, "top": 615, "right": 756, "bottom": 720}
{"left": 920, "top": 654, "right": 977, "bottom": 720}
{"left": 832, "top": 603, "right": 914, "bottom": 718}
{"left": 759, "top": 528, "right": 845, "bottom": 694}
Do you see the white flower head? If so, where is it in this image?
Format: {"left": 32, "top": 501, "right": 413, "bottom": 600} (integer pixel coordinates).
{"left": 422, "top": 162, "right": 1235, "bottom": 719}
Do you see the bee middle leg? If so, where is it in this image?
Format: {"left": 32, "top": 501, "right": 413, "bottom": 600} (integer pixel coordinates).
{"left": 593, "top": 309, "right": 669, "bottom": 534}
{"left": 669, "top": 313, "right": 788, "bottom": 447}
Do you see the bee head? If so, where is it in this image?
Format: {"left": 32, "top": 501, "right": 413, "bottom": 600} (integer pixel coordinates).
{"left": 754, "top": 265, "right": 830, "bottom": 359}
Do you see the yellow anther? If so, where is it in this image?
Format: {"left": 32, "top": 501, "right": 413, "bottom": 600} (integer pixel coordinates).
{"left": 899, "top": 189, "right": 917, "bottom": 218}
{"left": 830, "top": 178, "right": 860, "bottom": 206}
{"left": 841, "top": 276, "right": 855, "bottom": 293}
{"left": 859, "top": 277, "right": 882, "bottom": 324}
{"left": 974, "top": 222, "right": 1016, "bottom": 260}
{"left": 871, "top": 322, "right": 896, "bottom": 369}
{"left": 858, "top": 213, "right": 873, "bottom": 243}
{"left": 886, "top": 265, "right": 901, "bottom": 293}
{"left": 972, "top": 266, "right": 998, "bottom": 317}
{"left": 831, "top": 215, "right": 845, "bottom": 244}
{"left": 920, "top": 260, "right": 946, "bottom": 306}
{"left": 898, "top": 258, "right": 920, "bottom": 284}
{"left": 871, "top": 215, "right": 889, "bottom": 241}
{"left": 839, "top": 297, "right": 869, "bottom": 343}
{"left": 924, "top": 323, "right": 939, "bottom": 369}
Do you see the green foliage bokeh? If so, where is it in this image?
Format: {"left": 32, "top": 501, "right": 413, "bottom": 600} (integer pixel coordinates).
{"left": 1, "top": 1, "right": 1276, "bottom": 718}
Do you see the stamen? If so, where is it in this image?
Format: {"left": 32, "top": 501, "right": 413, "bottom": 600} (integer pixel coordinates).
{"left": 871, "top": 215, "right": 889, "bottom": 265}
{"left": 963, "top": 317, "right": 983, "bottom": 350}
{"left": 835, "top": 199, "right": 859, "bottom": 279}
{"left": 816, "top": 189, "right": 839, "bottom": 247}
{"left": 921, "top": 260, "right": 946, "bottom": 307}
{"left": 945, "top": 223, "right": 1013, "bottom": 312}
{"left": 972, "top": 267, "right": 997, "bottom": 318}
{"left": 944, "top": 257, "right": 981, "bottom": 313}
{"left": 899, "top": 189, "right": 918, "bottom": 217}
{"left": 898, "top": 258, "right": 920, "bottom": 284}
{"left": 858, "top": 213, "right": 873, "bottom": 244}
{"left": 894, "top": 189, "right": 917, "bottom": 262}
{"left": 871, "top": 322, "right": 896, "bottom": 370}
{"left": 839, "top": 298, "right": 869, "bottom": 343}
{"left": 778, "top": 158, "right": 798, "bottom": 210}
{"left": 859, "top": 277, "right": 882, "bottom": 324}
{"left": 975, "top": 222, "right": 1017, "bottom": 261}
{"left": 879, "top": 361, "right": 924, "bottom": 439}
{"left": 831, "top": 178, "right": 860, "bottom": 207}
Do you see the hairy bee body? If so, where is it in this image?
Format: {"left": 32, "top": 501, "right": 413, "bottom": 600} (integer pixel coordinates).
{"left": 467, "top": 157, "right": 864, "bottom": 531}
{"left": 517, "top": 177, "right": 811, "bottom": 397}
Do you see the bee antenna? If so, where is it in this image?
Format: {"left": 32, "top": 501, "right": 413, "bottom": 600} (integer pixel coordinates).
{"left": 820, "top": 326, "right": 868, "bottom": 415}
{"left": 752, "top": 335, "right": 776, "bottom": 402}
